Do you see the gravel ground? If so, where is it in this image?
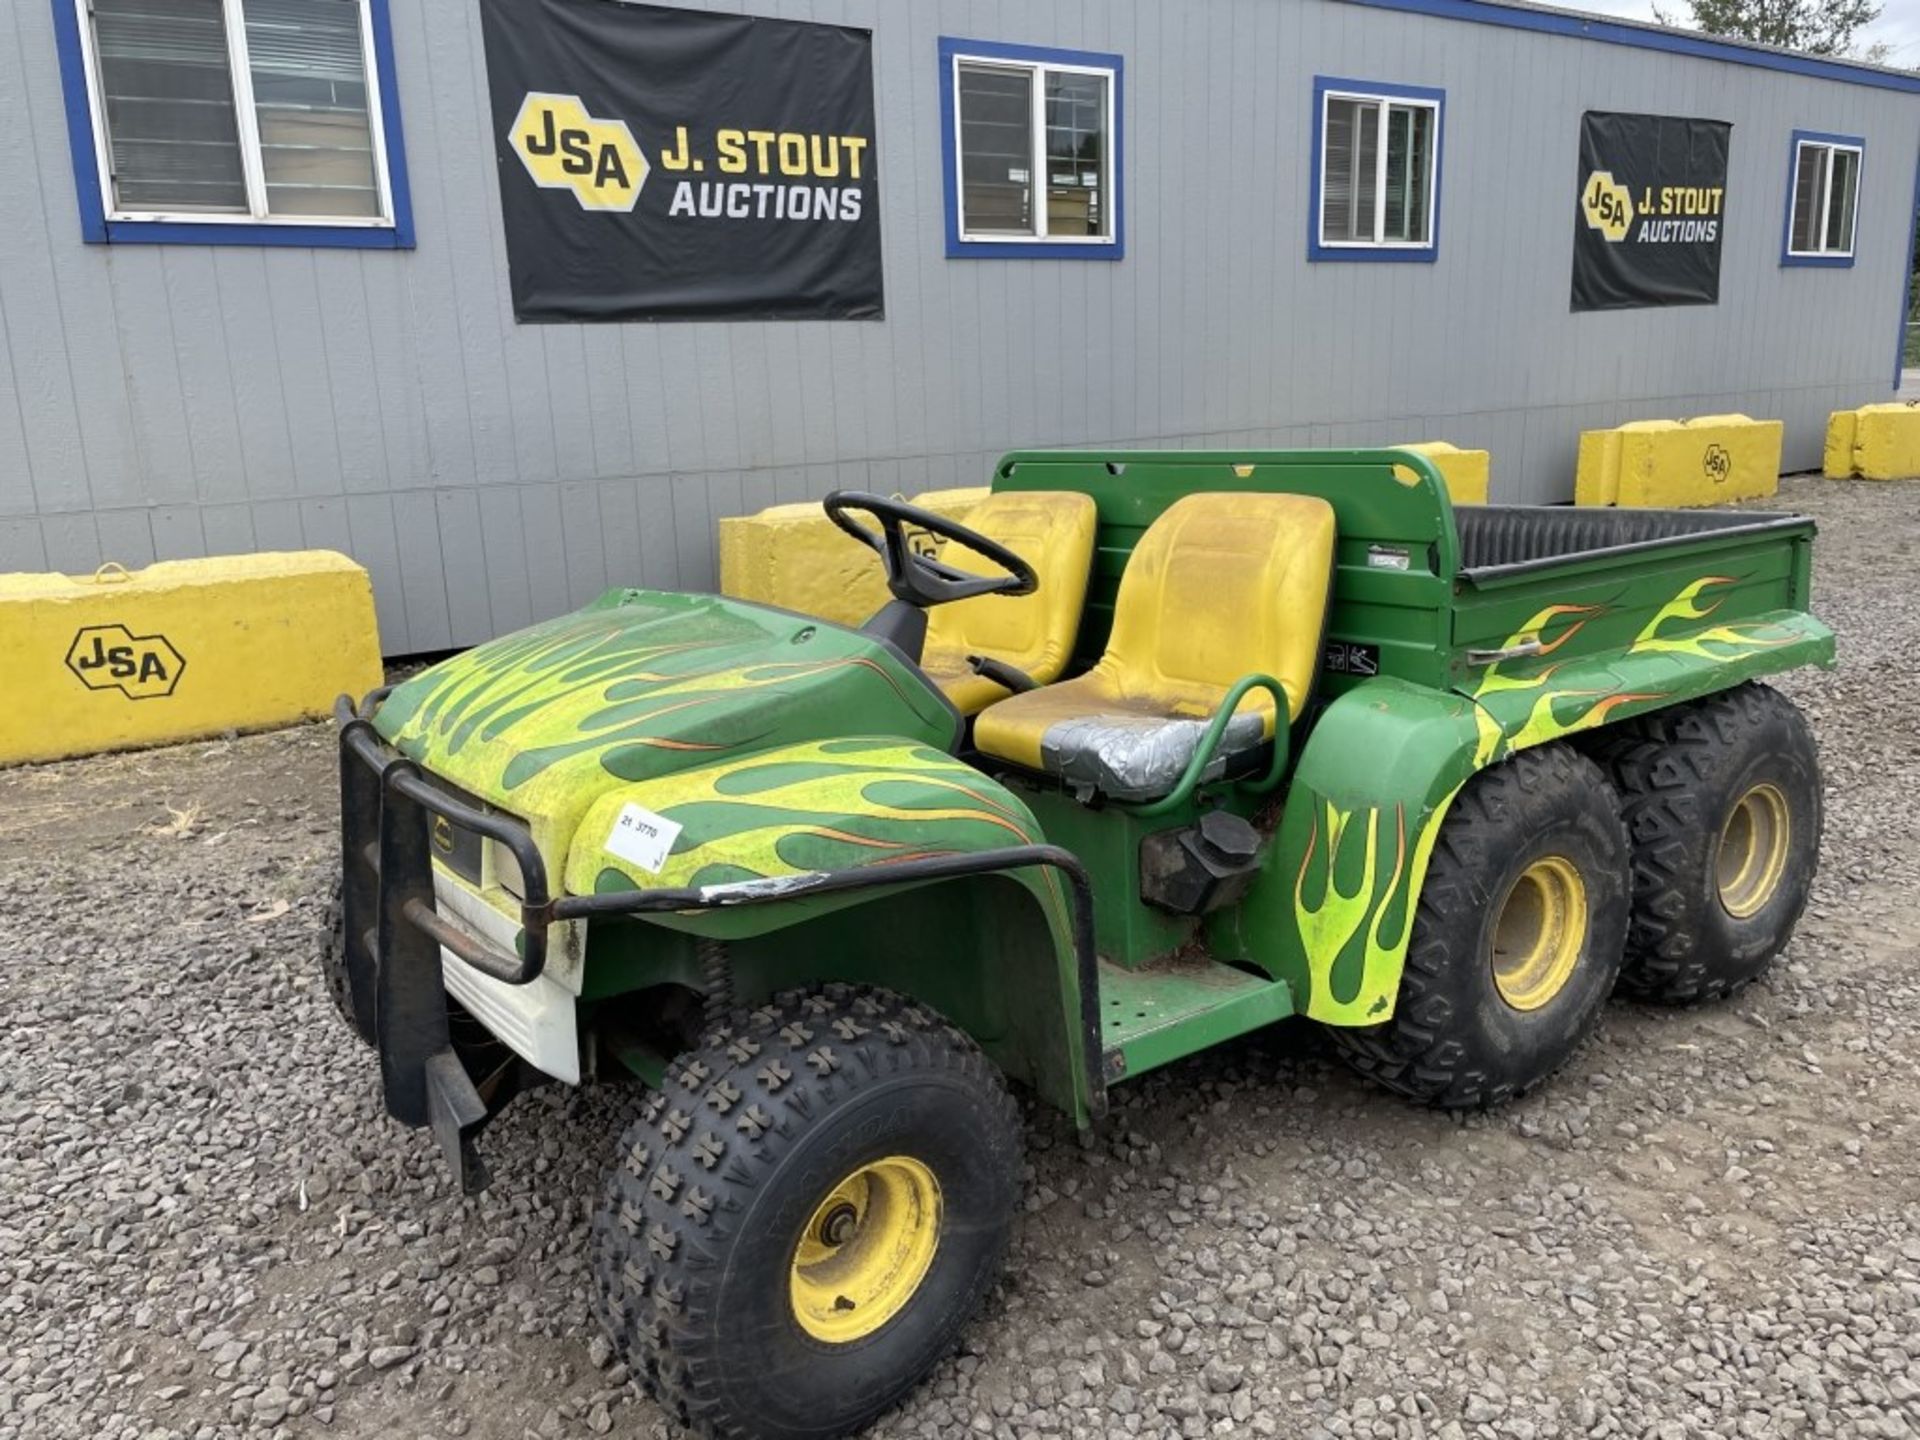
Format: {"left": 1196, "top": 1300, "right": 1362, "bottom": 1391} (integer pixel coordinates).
{"left": 3, "top": 474, "right": 1918, "bottom": 1440}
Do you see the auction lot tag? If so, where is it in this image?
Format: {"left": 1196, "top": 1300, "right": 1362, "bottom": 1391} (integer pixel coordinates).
{"left": 605, "top": 803, "right": 683, "bottom": 874}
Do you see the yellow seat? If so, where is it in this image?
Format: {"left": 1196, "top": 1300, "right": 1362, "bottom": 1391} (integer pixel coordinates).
{"left": 916, "top": 491, "right": 1098, "bottom": 715}
{"left": 972, "top": 492, "right": 1336, "bottom": 801}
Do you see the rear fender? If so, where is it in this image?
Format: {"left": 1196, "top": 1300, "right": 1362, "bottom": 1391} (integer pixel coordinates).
{"left": 1218, "top": 679, "right": 1482, "bottom": 1025}
{"left": 564, "top": 737, "right": 1095, "bottom": 1120}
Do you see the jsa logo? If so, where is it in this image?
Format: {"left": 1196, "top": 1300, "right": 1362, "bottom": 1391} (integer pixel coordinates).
{"left": 1581, "top": 170, "right": 1634, "bottom": 243}
{"left": 510, "top": 93, "right": 649, "bottom": 211}
{"left": 66, "top": 624, "right": 185, "bottom": 700}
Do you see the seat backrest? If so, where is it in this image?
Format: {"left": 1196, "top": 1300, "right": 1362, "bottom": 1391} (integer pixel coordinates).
{"left": 921, "top": 490, "right": 1097, "bottom": 680}
{"left": 1096, "top": 491, "right": 1336, "bottom": 726}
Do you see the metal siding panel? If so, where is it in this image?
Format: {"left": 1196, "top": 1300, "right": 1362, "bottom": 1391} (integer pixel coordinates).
{"left": 389, "top": 0, "right": 479, "bottom": 489}
{"left": 436, "top": 487, "right": 494, "bottom": 646}
{"left": 358, "top": 254, "right": 433, "bottom": 491}
{"left": 299, "top": 497, "right": 354, "bottom": 554}
{"left": 0, "top": 284, "right": 39, "bottom": 515}
{"left": 389, "top": 489, "right": 454, "bottom": 652}
{"left": 476, "top": 486, "right": 535, "bottom": 635}
{"left": 91, "top": 509, "right": 155, "bottom": 568}
{"left": 559, "top": 480, "right": 611, "bottom": 609}
{"left": 211, "top": 250, "right": 299, "bottom": 500}
{"left": 345, "top": 493, "right": 412, "bottom": 653}
{"left": 149, "top": 506, "right": 208, "bottom": 561}
{"left": 659, "top": 328, "right": 711, "bottom": 471}
{"left": 543, "top": 329, "right": 598, "bottom": 481}
{"left": 159, "top": 248, "right": 249, "bottom": 504}
{"left": 252, "top": 499, "right": 304, "bottom": 550}
{"left": 516, "top": 484, "right": 573, "bottom": 623}
{"left": 17, "top": 12, "right": 143, "bottom": 513}
{"left": 313, "top": 252, "right": 392, "bottom": 495}
{"left": 0, "top": 518, "right": 48, "bottom": 572}
{"left": 262, "top": 254, "right": 346, "bottom": 497}
{"left": 102, "top": 250, "right": 196, "bottom": 508}
{"left": 39, "top": 512, "right": 101, "bottom": 573}
{"left": 596, "top": 477, "right": 642, "bottom": 590}
{"left": 671, "top": 476, "right": 717, "bottom": 593}
{"left": 584, "top": 327, "right": 636, "bottom": 478}
{"left": 635, "top": 475, "right": 683, "bottom": 589}
{"left": 200, "top": 503, "right": 258, "bottom": 557}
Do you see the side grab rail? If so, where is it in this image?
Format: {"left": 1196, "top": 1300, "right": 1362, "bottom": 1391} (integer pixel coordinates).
{"left": 1126, "top": 672, "right": 1291, "bottom": 819}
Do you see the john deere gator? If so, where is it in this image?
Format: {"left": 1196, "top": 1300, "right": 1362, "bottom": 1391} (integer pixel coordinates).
{"left": 327, "top": 449, "right": 1830, "bottom": 1439}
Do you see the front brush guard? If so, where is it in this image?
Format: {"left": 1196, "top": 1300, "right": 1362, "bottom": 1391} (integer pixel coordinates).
{"left": 334, "top": 692, "right": 1106, "bottom": 1193}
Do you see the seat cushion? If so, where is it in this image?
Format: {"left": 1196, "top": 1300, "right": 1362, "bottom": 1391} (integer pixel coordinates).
{"left": 919, "top": 490, "right": 1097, "bottom": 715}
{"left": 998, "top": 679, "right": 1266, "bottom": 801}
{"left": 973, "top": 491, "right": 1336, "bottom": 799}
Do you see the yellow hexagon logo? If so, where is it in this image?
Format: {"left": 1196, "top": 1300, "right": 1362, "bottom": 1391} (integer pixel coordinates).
{"left": 1580, "top": 170, "right": 1634, "bottom": 243}
{"left": 509, "top": 93, "right": 648, "bottom": 213}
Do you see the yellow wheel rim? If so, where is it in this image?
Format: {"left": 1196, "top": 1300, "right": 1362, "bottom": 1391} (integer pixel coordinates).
{"left": 1490, "top": 855, "right": 1589, "bottom": 1012}
{"left": 1716, "top": 783, "right": 1791, "bottom": 919}
{"left": 789, "top": 1155, "right": 942, "bottom": 1344}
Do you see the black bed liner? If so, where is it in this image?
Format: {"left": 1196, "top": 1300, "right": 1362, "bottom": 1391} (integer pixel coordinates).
{"left": 1454, "top": 505, "right": 1814, "bottom": 580}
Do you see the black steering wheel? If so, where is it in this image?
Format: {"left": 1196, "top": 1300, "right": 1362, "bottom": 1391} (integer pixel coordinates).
{"left": 823, "top": 491, "right": 1037, "bottom": 608}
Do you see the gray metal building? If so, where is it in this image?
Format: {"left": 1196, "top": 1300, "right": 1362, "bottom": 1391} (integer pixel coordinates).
{"left": 5, "top": 0, "right": 1917, "bottom": 655}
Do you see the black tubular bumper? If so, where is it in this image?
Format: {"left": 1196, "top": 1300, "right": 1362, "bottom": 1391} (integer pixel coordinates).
{"left": 334, "top": 693, "right": 1108, "bottom": 1190}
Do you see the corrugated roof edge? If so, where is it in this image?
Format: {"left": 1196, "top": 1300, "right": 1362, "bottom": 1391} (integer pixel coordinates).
{"left": 1339, "top": 0, "right": 1920, "bottom": 94}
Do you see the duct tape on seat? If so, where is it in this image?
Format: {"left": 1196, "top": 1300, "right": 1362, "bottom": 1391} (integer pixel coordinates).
{"left": 1039, "top": 711, "right": 1265, "bottom": 804}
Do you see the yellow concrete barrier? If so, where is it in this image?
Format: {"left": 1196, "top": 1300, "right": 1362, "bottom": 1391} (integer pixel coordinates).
{"left": 1823, "top": 402, "right": 1920, "bottom": 480}
{"left": 718, "top": 487, "right": 989, "bottom": 626}
{"left": 0, "top": 551, "right": 382, "bottom": 766}
{"left": 1574, "top": 414, "right": 1782, "bottom": 507}
{"left": 1393, "top": 441, "right": 1490, "bottom": 505}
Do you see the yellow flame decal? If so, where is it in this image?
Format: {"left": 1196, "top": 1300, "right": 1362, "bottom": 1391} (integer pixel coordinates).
{"left": 1293, "top": 800, "right": 1417, "bottom": 1024}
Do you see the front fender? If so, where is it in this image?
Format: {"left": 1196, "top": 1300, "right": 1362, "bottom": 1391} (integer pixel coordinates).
{"left": 1219, "top": 679, "right": 1482, "bottom": 1025}
{"left": 563, "top": 737, "right": 1095, "bottom": 1119}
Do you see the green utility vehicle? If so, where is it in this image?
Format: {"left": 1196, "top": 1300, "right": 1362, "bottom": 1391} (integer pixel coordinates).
{"left": 329, "top": 450, "right": 1829, "bottom": 1439}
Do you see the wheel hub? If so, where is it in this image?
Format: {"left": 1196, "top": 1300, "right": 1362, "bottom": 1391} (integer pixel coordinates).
{"left": 1490, "top": 855, "right": 1589, "bottom": 1012}
{"left": 1716, "top": 782, "right": 1790, "bottom": 919}
{"left": 790, "top": 1155, "right": 943, "bottom": 1344}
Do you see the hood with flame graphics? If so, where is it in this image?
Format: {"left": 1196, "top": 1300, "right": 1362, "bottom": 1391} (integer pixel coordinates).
{"left": 372, "top": 590, "right": 958, "bottom": 859}
{"left": 1276, "top": 574, "right": 1833, "bottom": 1027}
{"left": 566, "top": 736, "right": 1060, "bottom": 904}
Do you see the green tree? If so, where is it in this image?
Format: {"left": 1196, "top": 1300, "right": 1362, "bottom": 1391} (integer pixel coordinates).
{"left": 1652, "top": 0, "right": 1888, "bottom": 60}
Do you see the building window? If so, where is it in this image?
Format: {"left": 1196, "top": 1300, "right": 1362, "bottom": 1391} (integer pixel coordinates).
{"left": 1782, "top": 130, "right": 1863, "bottom": 267}
{"left": 938, "top": 37, "right": 1123, "bottom": 260}
{"left": 53, "top": 0, "right": 413, "bottom": 248}
{"left": 1310, "top": 76, "right": 1443, "bottom": 263}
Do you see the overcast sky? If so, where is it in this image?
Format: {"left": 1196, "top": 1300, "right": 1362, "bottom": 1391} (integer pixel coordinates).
{"left": 1562, "top": 0, "right": 1920, "bottom": 67}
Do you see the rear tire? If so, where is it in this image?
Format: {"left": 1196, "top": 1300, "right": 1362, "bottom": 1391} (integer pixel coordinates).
{"left": 1588, "top": 683, "right": 1822, "bottom": 1004}
{"left": 1326, "top": 744, "right": 1631, "bottom": 1107}
{"left": 589, "top": 985, "right": 1022, "bottom": 1440}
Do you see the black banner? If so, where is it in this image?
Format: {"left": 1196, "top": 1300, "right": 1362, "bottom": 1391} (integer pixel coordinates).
{"left": 1572, "top": 112, "right": 1730, "bottom": 312}
{"left": 478, "top": 0, "right": 882, "bottom": 323}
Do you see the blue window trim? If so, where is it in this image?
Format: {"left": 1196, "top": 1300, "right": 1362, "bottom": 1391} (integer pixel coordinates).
{"left": 50, "top": 0, "right": 415, "bottom": 249}
{"left": 1342, "top": 0, "right": 1920, "bottom": 95}
{"left": 1895, "top": 148, "right": 1920, "bottom": 390}
{"left": 938, "top": 36, "right": 1124, "bottom": 261}
{"left": 1308, "top": 76, "right": 1445, "bottom": 264}
{"left": 1780, "top": 129, "right": 1863, "bottom": 270}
